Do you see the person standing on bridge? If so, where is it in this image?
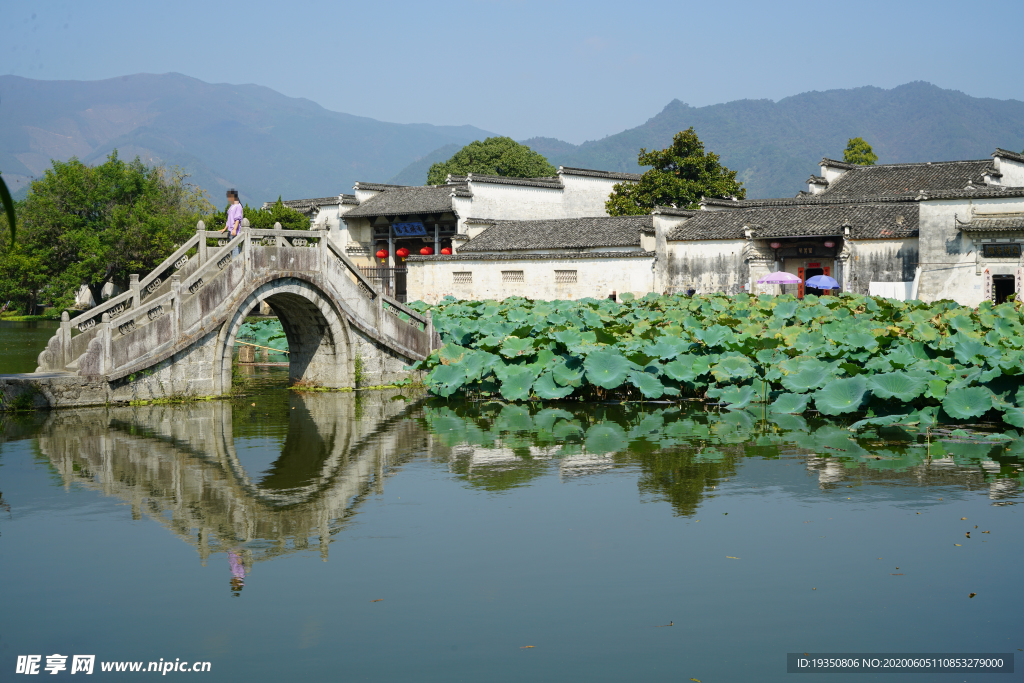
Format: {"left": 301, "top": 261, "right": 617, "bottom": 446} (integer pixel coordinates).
{"left": 220, "top": 189, "right": 244, "bottom": 257}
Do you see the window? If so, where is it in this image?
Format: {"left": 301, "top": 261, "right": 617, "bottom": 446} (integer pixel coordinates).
{"left": 554, "top": 270, "right": 578, "bottom": 284}
{"left": 502, "top": 270, "right": 525, "bottom": 283}
{"left": 983, "top": 243, "right": 1022, "bottom": 258}
{"left": 453, "top": 271, "right": 472, "bottom": 284}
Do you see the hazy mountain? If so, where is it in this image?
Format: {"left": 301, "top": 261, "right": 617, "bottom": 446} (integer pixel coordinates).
{"left": 0, "top": 73, "right": 494, "bottom": 204}
{"left": 396, "top": 82, "right": 1024, "bottom": 199}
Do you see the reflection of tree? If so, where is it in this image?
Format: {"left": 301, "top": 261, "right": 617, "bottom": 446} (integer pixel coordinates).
{"left": 33, "top": 391, "right": 423, "bottom": 565}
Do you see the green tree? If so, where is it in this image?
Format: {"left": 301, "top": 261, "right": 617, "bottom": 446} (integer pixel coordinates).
{"left": 605, "top": 128, "right": 745, "bottom": 216}
{"left": 4, "top": 151, "right": 212, "bottom": 313}
{"left": 426, "top": 137, "right": 556, "bottom": 185}
{"left": 843, "top": 137, "right": 878, "bottom": 166}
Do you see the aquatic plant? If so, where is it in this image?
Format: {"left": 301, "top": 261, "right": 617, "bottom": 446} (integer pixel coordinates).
{"left": 408, "top": 292, "right": 1024, "bottom": 428}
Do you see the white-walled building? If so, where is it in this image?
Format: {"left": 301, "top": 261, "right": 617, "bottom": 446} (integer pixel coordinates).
{"left": 275, "top": 148, "right": 1024, "bottom": 306}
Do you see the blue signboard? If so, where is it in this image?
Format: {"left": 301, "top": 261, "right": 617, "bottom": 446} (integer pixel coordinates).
{"left": 393, "top": 222, "right": 427, "bottom": 236}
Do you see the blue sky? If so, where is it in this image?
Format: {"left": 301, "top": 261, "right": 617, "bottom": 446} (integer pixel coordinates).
{"left": 3, "top": 0, "right": 1022, "bottom": 144}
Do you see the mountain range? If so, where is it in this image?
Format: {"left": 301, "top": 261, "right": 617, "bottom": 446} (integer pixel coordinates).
{"left": 510, "top": 82, "right": 1024, "bottom": 198}
{"left": 0, "top": 73, "right": 493, "bottom": 204}
{"left": 3, "top": 75, "right": 1023, "bottom": 204}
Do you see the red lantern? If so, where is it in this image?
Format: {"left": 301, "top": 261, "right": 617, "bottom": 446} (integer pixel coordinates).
{"left": 396, "top": 247, "right": 410, "bottom": 258}
{"left": 376, "top": 249, "right": 388, "bottom": 259}
{"left": 770, "top": 241, "right": 782, "bottom": 250}
{"left": 440, "top": 247, "right": 452, "bottom": 255}
{"left": 823, "top": 240, "right": 835, "bottom": 248}
{"left": 420, "top": 246, "right": 434, "bottom": 255}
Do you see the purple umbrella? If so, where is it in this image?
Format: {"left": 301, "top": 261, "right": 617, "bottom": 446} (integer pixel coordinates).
{"left": 757, "top": 271, "right": 802, "bottom": 284}
{"left": 805, "top": 274, "right": 840, "bottom": 290}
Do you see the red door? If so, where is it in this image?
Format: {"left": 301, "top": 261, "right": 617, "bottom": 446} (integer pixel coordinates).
{"left": 797, "top": 267, "right": 805, "bottom": 299}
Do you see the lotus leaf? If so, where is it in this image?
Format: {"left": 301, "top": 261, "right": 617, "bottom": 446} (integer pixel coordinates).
{"left": 1000, "top": 406, "right": 1024, "bottom": 429}
{"left": 426, "top": 364, "right": 466, "bottom": 398}
{"left": 866, "top": 371, "right": 928, "bottom": 401}
{"left": 780, "top": 359, "right": 834, "bottom": 393}
{"left": 843, "top": 332, "right": 880, "bottom": 352}
{"left": 770, "top": 393, "right": 809, "bottom": 414}
{"left": 628, "top": 371, "right": 666, "bottom": 399}
{"left": 499, "top": 336, "right": 536, "bottom": 358}
{"left": 584, "top": 349, "right": 632, "bottom": 389}
{"left": 551, "top": 357, "right": 585, "bottom": 386}
{"left": 662, "top": 358, "right": 697, "bottom": 382}
{"left": 533, "top": 372, "right": 576, "bottom": 399}
{"left": 497, "top": 365, "right": 538, "bottom": 401}
{"left": 714, "top": 385, "right": 757, "bottom": 410}
{"left": 942, "top": 386, "right": 994, "bottom": 419}
{"left": 710, "top": 354, "right": 758, "bottom": 383}
{"left": 813, "top": 376, "right": 869, "bottom": 415}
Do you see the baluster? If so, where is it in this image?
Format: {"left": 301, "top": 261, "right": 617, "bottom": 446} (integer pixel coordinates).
{"left": 171, "top": 275, "right": 181, "bottom": 340}
{"left": 274, "top": 221, "right": 283, "bottom": 248}
{"left": 197, "top": 220, "right": 207, "bottom": 264}
{"left": 101, "top": 313, "right": 112, "bottom": 375}
{"left": 129, "top": 274, "right": 140, "bottom": 308}
{"left": 61, "top": 311, "right": 72, "bottom": 368}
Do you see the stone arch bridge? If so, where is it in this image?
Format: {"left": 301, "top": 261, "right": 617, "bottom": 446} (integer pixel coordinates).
{"left": 28, "top": 221, "right": 438, "bottom": 407}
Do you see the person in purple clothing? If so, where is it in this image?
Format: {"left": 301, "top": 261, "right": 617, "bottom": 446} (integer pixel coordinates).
{"left": 220, "top": 189, "right": 243, "bottom": 256}
{"left": 228, "top": 549, "right": 246, "bottom": 596}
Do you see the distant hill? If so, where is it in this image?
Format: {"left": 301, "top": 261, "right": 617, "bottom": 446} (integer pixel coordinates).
{"left": 395, "top": 82, "right": 1024, "bottom": 199}
{"left": 0, "top": 73, "right": 494, "bottom": 205}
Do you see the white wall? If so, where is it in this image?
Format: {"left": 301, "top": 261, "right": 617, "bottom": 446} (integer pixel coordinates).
{"left": 993, "top": 156, "right": 1024, "bottom": 187}
{"left": 406, "top": 254, "right": 655, "bottom": 303}
{"left": 918, "top": 196, "right": 1024, "bottom": 306}
{"left": 658, "top": 239, "right": 748, "bottom": 295}
{"left": 557, "top": 174, "right": 622, "bottom": 216}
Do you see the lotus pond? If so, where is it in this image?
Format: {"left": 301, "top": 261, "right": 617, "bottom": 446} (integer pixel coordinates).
{"left": 407, "top": 292, "right": 1024, "bottom": 430}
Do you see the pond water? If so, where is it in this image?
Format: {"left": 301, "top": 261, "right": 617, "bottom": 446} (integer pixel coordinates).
{"left": 0, "top": 320, "right": 59, "bottom": 374}
{"left": 1, "top": 365, "right": 1021, "bottom": 681}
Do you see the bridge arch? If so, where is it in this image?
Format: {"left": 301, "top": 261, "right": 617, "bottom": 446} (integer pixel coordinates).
{"left": 216, "top": 276, "right": 353, "bottom": 393}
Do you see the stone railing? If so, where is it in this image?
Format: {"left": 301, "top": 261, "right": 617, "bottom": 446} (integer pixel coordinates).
{"left": 36, "top": 218, "right": 437, "bottom": 377}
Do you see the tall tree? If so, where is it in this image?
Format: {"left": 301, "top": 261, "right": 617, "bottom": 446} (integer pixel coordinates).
{"left": 4, "top": 151, "right": 212, "bottom": 313}
{"left": 426, "top": 137, "right": 556, "bottom": 185}
{"left": 605, "top": 128, "right": 745, "bottom": 216}
{"left": 843, "top": 137, "right": 878, "bottom": 166}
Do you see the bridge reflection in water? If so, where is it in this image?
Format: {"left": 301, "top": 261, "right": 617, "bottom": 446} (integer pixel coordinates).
{"left": 35, "top": 390, "right": 425, "bottom": 569}
{"left": 28, "top": 396, "right": 1023, "bottom": 577}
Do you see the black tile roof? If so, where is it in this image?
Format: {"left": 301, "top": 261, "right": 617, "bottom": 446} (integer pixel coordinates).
{"left": 820, "top": 158, "right": 859, "bottom": 170}
{"left": 406, "top": 250, "right": 655, "bottom": 262}
{"left": 807, "top": 175, "right": 828, "bottom": 186}
{"left": 353, "top": 182, "right": 410, "bottom": 191}
{"left": 558, "top": 166, "right": 643, "bottom": 181}
{"left": 994, "top": 148, "right": 1024, "bottom": 163}
{"left": 465, "top": 173, "right": 563, "bottom": 189}
{"left": 959, "top": 216, "right": 1024, "bottom": 232}
{"left": 343, "top": 185, "right": 462, "bottom": 218}
{"left": 818, "top": 159, "right": 998, "bottom": 198}
{"left": 652, "top": 206, "right": 698, "bottom": 217}
{"left": 667, "top": 204, "right": 919, "bottom": 241}
{"left": 264, "top": 195, "right": 353, "bottom": 213}
{"left": 458, "top": 215, "right": 653, "bottom": 252}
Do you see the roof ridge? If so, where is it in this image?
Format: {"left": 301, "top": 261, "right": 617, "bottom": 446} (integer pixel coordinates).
{"left": 994, "top": 148, "right": 1024, "bottom": 163}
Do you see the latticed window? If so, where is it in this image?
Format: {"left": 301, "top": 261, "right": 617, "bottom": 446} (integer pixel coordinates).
{"left": 453, "top": 271, "right": 472, "bottom": 284}
{"left": 502, "top": 270, "right": 525, "bottom": 283}
{"left": 554, "top": 270, "right": 578, "bottom": 284}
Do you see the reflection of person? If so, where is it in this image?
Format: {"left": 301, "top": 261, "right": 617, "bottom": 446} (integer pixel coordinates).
{"left": 220, "top": 189, "right": 243, "bottom": 256}
{"left": 229, "top": 549, "right": 247, "bottom": 596}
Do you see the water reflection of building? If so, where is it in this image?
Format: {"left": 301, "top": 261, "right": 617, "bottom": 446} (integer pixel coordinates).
{"left": 34, "top": 391, "right": 426, "bottom": 565}
{"left": 805, "top": 455, "right": 1021, "bottom": 503}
